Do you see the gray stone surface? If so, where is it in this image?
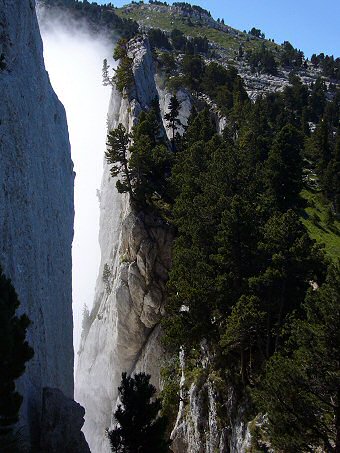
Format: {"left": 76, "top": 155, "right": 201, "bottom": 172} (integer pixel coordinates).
{"left": 40, "top": 388, "right": 90, "bottom": 453}
{"left": 75, "top": 37, "right": 173, "bottom": 453}
{"left": 0, "top": 0, "right": 74, "bottom": 441}
{"left": 170, "top": 346, "right": 250, "bottom": 453}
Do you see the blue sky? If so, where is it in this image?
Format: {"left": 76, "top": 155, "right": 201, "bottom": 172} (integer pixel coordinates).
{"left": 95, "top": 0, "right": 340, "bottom": 58}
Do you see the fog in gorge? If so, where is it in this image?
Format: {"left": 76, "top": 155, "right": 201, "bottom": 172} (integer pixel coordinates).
{"left": 38, "top": 7, "right": 115, "bottom": 358}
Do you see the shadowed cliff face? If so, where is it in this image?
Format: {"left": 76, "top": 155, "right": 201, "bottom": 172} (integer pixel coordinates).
{"left": 0, "top": 0, "right": 74, "bottom": 440}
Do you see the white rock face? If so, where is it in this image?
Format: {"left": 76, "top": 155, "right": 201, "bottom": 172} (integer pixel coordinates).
{"left": 75, "top": 37, "right": 173, "bottom": 453}
{"left": 0, "top": 0, "right": 74, "bottom": 441}
{"left": 171, "top": 345, "right": 250, "bottom": 453}
{"left": 158, "top": 86, "right": 192, "bottom": 139}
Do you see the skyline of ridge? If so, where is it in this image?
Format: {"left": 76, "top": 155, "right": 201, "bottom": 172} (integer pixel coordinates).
{"left": 92, "top": 0, "right": 340, "bottom": 58}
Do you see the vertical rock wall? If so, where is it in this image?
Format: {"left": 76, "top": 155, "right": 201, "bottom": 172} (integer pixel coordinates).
{"left": 0, "top": 0, "right": 74, "bottom": 440}
{"left": 75, "top": 37, "right": 174, "bottom": 453}
{"left": 75, "top": 34, "right": 250, "bottom": 453}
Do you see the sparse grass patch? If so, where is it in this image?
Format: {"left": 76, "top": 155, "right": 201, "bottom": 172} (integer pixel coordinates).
{"left": 300, "top": 189, "right": 340, "bottom": 261}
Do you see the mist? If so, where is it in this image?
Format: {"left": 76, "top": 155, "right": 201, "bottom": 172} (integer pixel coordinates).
{"left": 38, "top": 8, "right": 115, "bottom": 358}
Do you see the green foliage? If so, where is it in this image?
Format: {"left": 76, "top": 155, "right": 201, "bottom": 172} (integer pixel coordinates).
{"left": 172, "top": 2, "right": 211, "bottom": 17}
{"left": 300, "top": 189, "right": 340, "bottom": 261}
{"left": 170, "top": 28, "right": 187, "bottom": 51}
{"left": 246, "top": 45, "right": 278, "bottom": 75}
{"left": 161, "top": 71, "right": 331, "bottom": 402}
{"left": 253, "top": 262, "right": 340, "bottom": 452}
{"left": 181, "top": 54, "right": 205, "bottom": 91}
{"left": 148, "top": 28, "right": 172, "bottom": 50}
{"left": 311, "top": 53, "right": 340, "bottom": 81}
{"left": 160, "top": 357, "right": 181, "bottom": 432}
{"left": 107, "top": 372, "right": 170, "bottom": 453}
{"left": 220, "top": 295, "right": 265, "bottom": 384}
{"left": 264, "top": 124, "right": 304, "bottom": 211}
{"left": 180, "top": 57, "right": 249, "bottom": 116}
{"left": 105, "top": 123, "right": 133, "bottom": 196}
{"left": 112, "top": 39, "right": 134, "bottom": 94}
{"left": 102, "top": 58, "right": 114, "bottom": 87}
{"left": 164, "top": 94, "right": 183, "bottom": 148}
{"left": 101, "top": 29, "right": 339, "bottom": 449}
{"left": 106, "top": 108, "right": 173, "bottom": 207}
{"left": 157, "top": 52, "right": 177, "bottom": 74}
{"left": 0, "top": 267, "right": 34, "bottom": 439}
{"left": 280, "top": 40, "right": 304, "bottom": 67}
{"left": 249, "top": 27, "right": 265, "bottom": 39}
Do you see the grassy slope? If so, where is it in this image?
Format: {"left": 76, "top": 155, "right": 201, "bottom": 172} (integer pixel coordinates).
{"left": 116, "top": 5, "right": 281, "bottom": 58}
{"left": 300, "top": 189, "right": 340, "bottom": 262}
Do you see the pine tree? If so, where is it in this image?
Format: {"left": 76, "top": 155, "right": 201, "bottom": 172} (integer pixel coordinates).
{"left": 265, "top": 124, "right": 304, "bottom": 211}
{"left": 129, "top": 109, "right": 173, "bottom": 204}
{"left": 107, "top": 372, "right": 170, "bottom": 453}
{"left": 220, "top": 295, "right": 265, "bottom": 384}
{"left": 105, "top": 124, "right": 133, "bottom": 198}
{"left": 112, "top": 39, "right": 134, "bottom": 94}
{"left": 254, "top": 262, "right": 340, "bottom": 452}
{"left": 164, "top": 95, "right": 182, "bottom": 150}
{"left": 0, "top": 266, "right": 34, "bottom": 439}
{"left": 249, "top": 210, "right": 325, "bottom": 357}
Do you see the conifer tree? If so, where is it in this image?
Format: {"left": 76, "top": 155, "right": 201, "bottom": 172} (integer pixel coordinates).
{"left": 107, "top": 372, "right": 170, "bottom": 453}
{"left": 105, "top": 124, "right": 133, "bottom": 198}
{"left": 0, "top": 266, "right": 33, "bottom": 440}
{"left": 112, "top": 39, "right": 134, "bottom": 94}
{"left": 265, "top": 124, "right": 303, "bottom": 211}
{"left": 164, "top": 95, "right": 182, "bottom": 150}
{"left": 254, "top": 262, "right": 340, "bottom": 452}
{"left": 129, "top": 108, "right": 173, "bottom": 204}
{"left": 249, "top": 210, "right": 325, "bottom": 356}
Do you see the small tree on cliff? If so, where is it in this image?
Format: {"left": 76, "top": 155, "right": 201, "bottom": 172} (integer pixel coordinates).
{"left": 164, "top": 94, "right": 183, "bottom": 150}
{"left": 105, "top": 124, "right": 134, "bottom": 198}
{"left": 112, "top": 38, "right": 134, "bottom": 94}
{"left": 0, "top": 266, "right": 34, "bottom": 441}
{"left": 107, "top": 372, "right": 170, "bottom": 453}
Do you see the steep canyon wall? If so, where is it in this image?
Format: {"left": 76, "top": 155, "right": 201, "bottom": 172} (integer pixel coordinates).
{"left": 0, "top": 0, "right": 74, "bottom": 441}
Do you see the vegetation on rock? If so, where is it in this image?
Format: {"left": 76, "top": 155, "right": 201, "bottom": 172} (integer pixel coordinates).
{"left": 107, "top": 372, "right": 170, "bottom": 453}
{"left": 103, "top": 7, "right": 340, "bottom": 450}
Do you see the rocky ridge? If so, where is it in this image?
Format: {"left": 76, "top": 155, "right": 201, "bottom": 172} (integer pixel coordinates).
{"left": 118, "top": 2, "right": 326, "bottom": 100}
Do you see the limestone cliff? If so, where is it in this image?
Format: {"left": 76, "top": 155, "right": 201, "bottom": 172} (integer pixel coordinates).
{"left": 75, "top": 37, "right": 175, "bottom": 453}
{"left": 75, "top": 35, "right": 252, "bottom": 453}
{"left": 170, "top": 347, "right": 252, "bottom": 453}
{"left": 0, "top": 0, "right": 74, "bottom": 443}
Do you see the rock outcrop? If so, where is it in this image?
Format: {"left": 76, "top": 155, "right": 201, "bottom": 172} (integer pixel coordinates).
{"left": 0, "top": 0, "right": 74, "bottom": 443}
{"left": 170, "top": 347, "right": 251, "bottom": 453}
{"left": 40, "top": 388, "right": 90, "bottom": 453}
